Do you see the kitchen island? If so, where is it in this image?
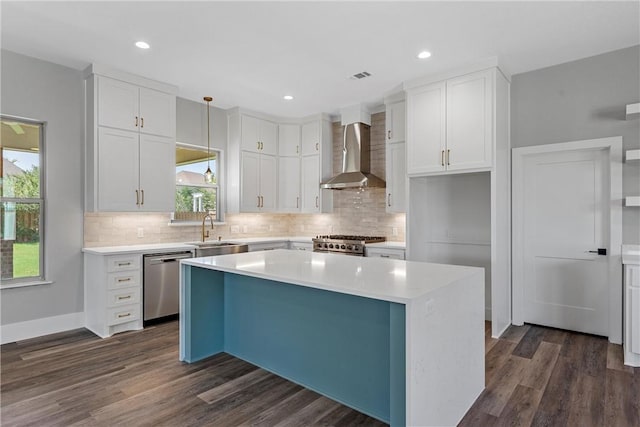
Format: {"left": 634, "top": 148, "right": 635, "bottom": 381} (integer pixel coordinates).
{"left": 180, "top": 250, "right": 484, "bottom": 426}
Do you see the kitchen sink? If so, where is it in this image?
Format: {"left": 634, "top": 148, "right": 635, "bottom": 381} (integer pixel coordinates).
{"left": 185, "top": 242, "right": 249, "bottom": 257}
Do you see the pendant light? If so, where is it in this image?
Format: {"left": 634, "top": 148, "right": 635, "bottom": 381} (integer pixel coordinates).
{"left": 203, "top": 96, "right": 214, "bottom": 183}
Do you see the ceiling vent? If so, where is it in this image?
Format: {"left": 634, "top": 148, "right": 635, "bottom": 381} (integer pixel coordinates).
{"left": 350, "top": 71, "right": 372, "bottom": 80}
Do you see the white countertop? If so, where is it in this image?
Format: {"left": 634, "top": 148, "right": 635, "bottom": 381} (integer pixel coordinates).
{"left": 82, "top": 242, "right": 197, "bottom": 255}
{"left": 622, "top": 244, "right": 640, "bottom": 265}
{"left": 182, "top": 249, "right": 482, "bottom": 304}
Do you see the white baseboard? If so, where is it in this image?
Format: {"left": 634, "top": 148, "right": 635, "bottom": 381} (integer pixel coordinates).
{"left": 1, "top": 312, "right": 84, "bottom": 344}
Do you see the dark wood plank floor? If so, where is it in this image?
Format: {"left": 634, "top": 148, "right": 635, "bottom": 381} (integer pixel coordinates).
{"left": 1, "top": 320, "right": 638, "bottom": 426}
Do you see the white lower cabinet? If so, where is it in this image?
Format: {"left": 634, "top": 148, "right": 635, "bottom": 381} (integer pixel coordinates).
{"left": 84, "top": 253, "right": 143, "bottom": 338}
{"left": 624, "top": 259, "right": 640, "bottom": 366}
{"left": 365, "top": 246, "right": 406, "bottom": 260}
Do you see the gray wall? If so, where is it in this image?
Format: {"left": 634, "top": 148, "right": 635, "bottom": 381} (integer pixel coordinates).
{"left": 512, "top": 45, "right": 640, "bottom": 244}
{"left": 1, "top": 50, "right": 84, "bottom": 324}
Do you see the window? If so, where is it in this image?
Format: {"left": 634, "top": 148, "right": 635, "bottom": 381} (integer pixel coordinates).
{"left": 173, "top": 143, "right": 221, "bottom": 223}
{"left": 1, "top": 117, "right": 45, "bottom": 284}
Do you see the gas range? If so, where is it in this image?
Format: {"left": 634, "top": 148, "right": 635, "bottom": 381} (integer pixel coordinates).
{"left": 312, "top": 235, "right": 386, "bottom": 256}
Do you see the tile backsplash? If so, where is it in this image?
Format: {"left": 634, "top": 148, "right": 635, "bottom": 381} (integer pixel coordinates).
{"left": 83, "top": 111, "right": 406, "bottom": 247}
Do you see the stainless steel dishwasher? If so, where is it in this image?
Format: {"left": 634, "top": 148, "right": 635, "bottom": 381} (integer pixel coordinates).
{"left": 143, "top": 251, "right": 193, "bottom": 324}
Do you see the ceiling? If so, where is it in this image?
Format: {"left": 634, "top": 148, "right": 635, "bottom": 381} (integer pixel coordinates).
{"left": 1, "top": 1, "right": 639, "bottom": 118}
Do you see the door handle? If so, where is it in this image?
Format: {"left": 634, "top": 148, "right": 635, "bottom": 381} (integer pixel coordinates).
{"left": 441, "top": 150, "right": 445, "bottom": 166}
{"left": 140, "top": 189, "right": 144, "bottom": 205}
{"left": 257, "top": 196, "right": 260, "bottom": 208}
{"left": 388, "top": 193, "right": 391, "bottom": 207}
{"left": 388, "top": 130, "right": 391, "bottom": 140}
{"left": 135, "top": 189, "right": 140, "bottom": 205}
{"left": 140, "top": 117, "right": 144, "bottom": 128}
{"left": 588, "top": 248, "right": 607, "bottom": 255}
{"left": 135, "top": 116, "right": 139, "bottom": 127}
{"left": 447, "top": 149, "right": 451, "bottom": 166}
{"left": 315, "top": 196, "right": 319, "bottom": 208}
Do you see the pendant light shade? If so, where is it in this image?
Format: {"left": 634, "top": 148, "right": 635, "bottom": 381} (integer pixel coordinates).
{"left": 203, "top": 96, "right": 214, "bottom": 184}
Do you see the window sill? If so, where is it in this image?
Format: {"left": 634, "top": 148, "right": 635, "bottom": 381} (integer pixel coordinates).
{"left": 1, "top": 280, "right": 53, "bottom": 290}
{"left": 168, "top": 221, "right": 226, "bottom": 227}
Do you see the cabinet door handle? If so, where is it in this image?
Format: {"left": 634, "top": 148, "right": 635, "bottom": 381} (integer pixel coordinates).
{"left": 388, "top": 130, "right": 391, "bottom": 140}
{"left": 296, "top": 196, "right": 299, "bottom": 209}
{"left": 117, "top": 262, "right": 131, "bottom": 267}
{"left": 447, "top": 149, "right": 451, "bottom": 166}
{"left": 257, "top": 141, "right": 260, "bottom": 150}
{"left": 315, "top": 142, "right": 319, "bottom": 151}
{"left": 117, "top": 277, "right": 131, "bottom": 282}
{"left": 261, "top": 196, "right": 265, "bottom": 208}
{"left": 257, "top": 196, "right": 261, "bottom": 208}
{"left": 140, "top": 189, "right": 144, "bottom": 205}
{"left": 140, "top": 117, "right": 144, "bottom": 128}
{"left": 117, "top": 295, "right": 132, "bottom": 301}
{"left": 135, "top": 189, "right": 140, "bottom": 205}
{"left": 380, "top": 254, "right": 390, "bottom": 258}
{"left": 117, "top": 312, "right": 131, "bottom": 318}
{"left": 441, "top": 150, "right": 445, "bottom": 167}
{"left": 135, "top": 116, "right": 139, "bottom": 127}
{"left": 315, "top": 196, "right": 319, "bottom": 208}
{"left": 388, "top": 193, "right": 392, "bottom": 207}
{"left": 296, "top": 145, "right": 299, "bottom": 154}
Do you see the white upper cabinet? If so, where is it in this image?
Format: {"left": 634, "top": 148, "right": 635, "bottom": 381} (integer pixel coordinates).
{"left": 406, "top": 81, "right": 446, "bottom": 175}
{"left": 301, "top": 155, "right": 320, "bottom": 213}
{"left": 240, "top": 152, "right": 277, "bottom": 213}
{"left": 97, "top": 76, "right": 175, "bottom": 138}
{"left": 385, "top": 101, "right": 406, "bottom": 143}
{"left": 86, "top": 67, "right": 177, "bottom": 212}
{"left": 446, "top": 70, "right": 493, "bottom": 171}
{"left": 386, "top": 141, "right": 406, "bottom": 213}
{"left": 278, "top": 156, "right": 301, "bottom": 212}
{"left": 279, "top": 124, "right": 301, "bottom": 157}
{"left": 301, "top": 121, "right": 320, "bottom": 156}
{"left": 242, "top": 115, "right": 278, "bottom": 155}
{"left": 406, "top": 68, "right": 496, "bottom": 176}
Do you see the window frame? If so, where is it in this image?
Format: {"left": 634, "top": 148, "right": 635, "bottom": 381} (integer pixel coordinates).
{"left": 171, "top": 142, "right": 224, "bottom": 225}
{"left": 1, "top": 115, "right": 46, "bottom": 286}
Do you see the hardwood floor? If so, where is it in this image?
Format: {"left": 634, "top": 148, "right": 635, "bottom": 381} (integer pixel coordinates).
{"left": 1, "top": 320, "right": 638, "bottom": 426}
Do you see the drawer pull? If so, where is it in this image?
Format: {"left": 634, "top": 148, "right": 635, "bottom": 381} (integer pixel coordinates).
{"left": 117, "top": 295, "right": 132, "bottom": 301}
{"left": 380, "top": 255, "right": 390, "bottom": 258}
{"left": 117, "top": 277, "right": 131, "bottom": 282}
{"left": 117, "top": 262, "right": 132, "bottom": 267}
{"left": 117, "top": 312, "right": 131, "bottom": 318}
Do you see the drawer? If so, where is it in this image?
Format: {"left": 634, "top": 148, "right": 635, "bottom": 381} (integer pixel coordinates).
{"left": 107, "top": 287, "right": 141, "bottom": 308}
{"left": 248, "top": 242, "right": 288, "bottom": 251}
{"left": 107, "top": 304, "right": 140, "bottom": 326}
{"left": 365, "top": 248, "right": 405, "bottom": 260}
{"left": 107, "top": 271, "right": 140, "bottom": 290}
{"left": 106, "top": 255, "right": 141, "bottom": 273}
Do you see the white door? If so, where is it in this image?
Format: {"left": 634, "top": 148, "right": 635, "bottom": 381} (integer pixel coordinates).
{"left": 139, "top": 134, "right": 175, "bottom": 212}
{"left": 301, "top": 155, "right": 320, "bottom": 213}
{"left": 278, "top": 156, "right": 300, "bottom": 212}
{"left": 259, "top": 120, "right": 278, "bottom": 156}
{"left": 97, "top": 76, "right": 138, "bottom": 132}
{"left": 406, "top": 82, "right": 446, "bottom": 175}
{"left": 446, "top": 69, "right": 493, "bottom": 171}
{"left": 241, "top": 116, "right": 261, "bottom": 153}
{"left": 259, "top": 154, "right": 277, "bottom": 211}
{"left": 301, "top": 121, "right": 320, "bottom": 156}
{"left": 386, "top": 142, "right": 406, "bottom": 213}
{"left": 240, "top": 151, "right": 260, "bottom": 212}
{"left": 97, "top": 128, "right": 139, "bottom": 211}
{"left": 386, "top": 101, "right": 406, "bottom": 143}
{"left": 521, "top": 148, "right": 609, "bottom": 336}
{"left": 278, "top": 124, "right": 300, "bottom": 156}
{"left": 139, "top": 88, "right": 176, "bottom": 138}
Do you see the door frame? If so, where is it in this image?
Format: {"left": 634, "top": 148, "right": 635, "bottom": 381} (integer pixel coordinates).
{"left": 512, "top": 136, "right": 623, "bottom": 343}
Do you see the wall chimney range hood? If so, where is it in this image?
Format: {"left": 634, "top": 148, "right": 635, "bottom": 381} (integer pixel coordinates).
{"left": 320, "top": 122, "right": 386, "bottom": 190}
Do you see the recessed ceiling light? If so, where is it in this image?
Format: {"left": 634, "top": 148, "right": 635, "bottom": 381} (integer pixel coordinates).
{"left": 283, "top": 95, "right": 294, "bottom": 100}
{"left": 135, "top": 41, "right": 150, "bottom": 49}
{"left": 417, "top": 51, "right": 431, "bottom": 59}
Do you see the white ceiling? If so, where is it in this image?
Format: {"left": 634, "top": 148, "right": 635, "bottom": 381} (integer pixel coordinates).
{"left": 1, "top": 1, "right": 639, "bottom": 117}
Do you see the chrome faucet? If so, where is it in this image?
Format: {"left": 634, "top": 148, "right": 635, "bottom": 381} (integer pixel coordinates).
{"left": 201, "top": 213, "right": 215, "bottom": 242}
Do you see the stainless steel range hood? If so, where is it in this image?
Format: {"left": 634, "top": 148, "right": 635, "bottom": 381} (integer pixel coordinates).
{"left": 320, "top": 122, "right": 385, "bottom": 189}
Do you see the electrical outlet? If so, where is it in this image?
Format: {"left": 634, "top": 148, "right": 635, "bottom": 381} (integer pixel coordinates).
{"left": 392, "top": 227, "right": 398, "bottom": 236}
{"left": 137, "top": 227, "right": 144, "bottom": 238}
{"left": 230, "top": 225, "right": 240, "bottom": 234}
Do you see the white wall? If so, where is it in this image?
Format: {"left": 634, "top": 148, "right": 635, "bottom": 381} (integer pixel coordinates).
{"left": 1, "top": 50, "right": 84, "bottom": 325}
{"left": 512, "top": 45, "right": 640, "bottom": 244}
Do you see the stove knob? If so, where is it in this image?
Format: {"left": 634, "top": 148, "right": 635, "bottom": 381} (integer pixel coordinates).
{"left": 323, "top": 243, "right": 328, "bottom": 249}
{"left": 353, "top": 245, "right": 360, "bottom": 251}
{"left": 347, "top": 245, "right": 352, "bottom": 250}
{"left": 329, "top": 244, "right": 334, "bottom": 249}
{"left": 341, "top": 245, "right": 346, "bottom": 249}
